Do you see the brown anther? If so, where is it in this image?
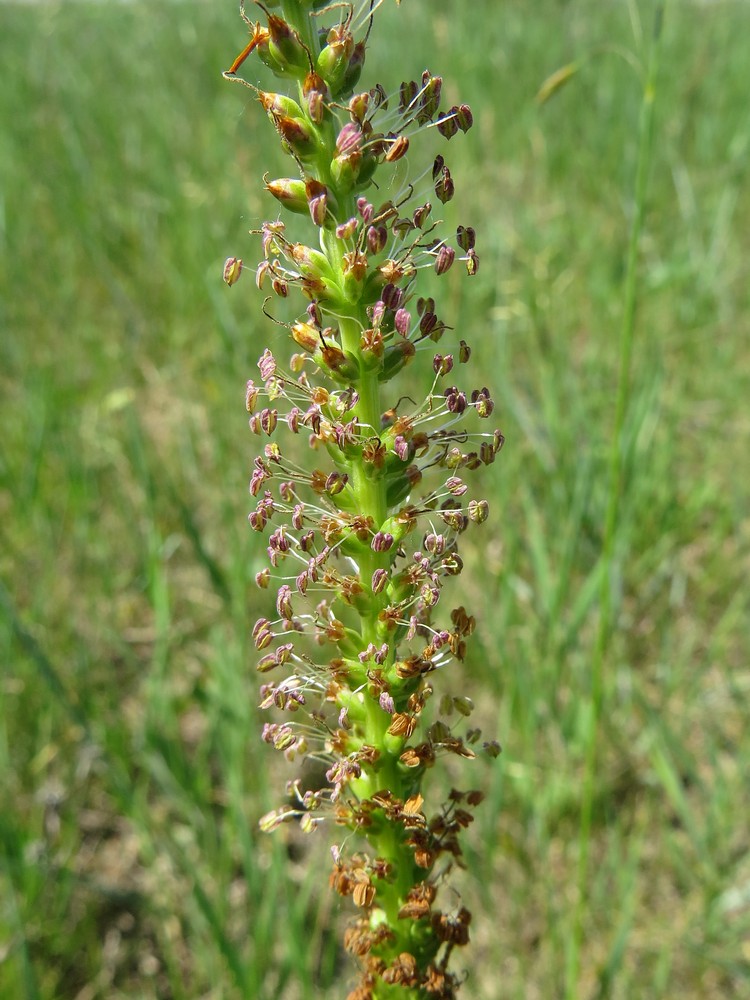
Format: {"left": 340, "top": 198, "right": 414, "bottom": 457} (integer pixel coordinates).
{"left": 342, "top": 249, "right": 368, "bottom": 281}
{"left": 431, "top": 907, "right": 471, "bottom": 946}
{"left": 387, "top": 713, "right": 417, "bottom": 739}
{"left": 360, "top": 327, "right": 384, "bottom": 356}
{"left": 352, "top": 874, "right": 376, "bottom": 908}
{"left": 403, "top": 793, "right": 424, "bottom": 816}
{"left": 362, "top": 438, "right": 387, "bottom": 468}
{"left": 381, "top": 952, "right": 419, "bottom": 987}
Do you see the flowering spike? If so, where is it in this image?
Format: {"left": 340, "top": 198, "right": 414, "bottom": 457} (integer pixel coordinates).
{"left": 225, "top": 3, "right": 502, "bottom": 995}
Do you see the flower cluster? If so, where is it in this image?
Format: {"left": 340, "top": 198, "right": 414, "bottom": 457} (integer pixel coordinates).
{"left": 224, "top": 2, "right": 501, "bottom": 996}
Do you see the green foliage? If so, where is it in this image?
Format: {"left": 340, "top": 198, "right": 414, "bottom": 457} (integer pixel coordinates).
{"left": 1, "top": 1, "right": 748, "bottom": 997}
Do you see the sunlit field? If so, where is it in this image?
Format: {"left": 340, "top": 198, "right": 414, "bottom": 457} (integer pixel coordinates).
{"left": 1, "top": 1, "right": 749, "bottom": 997}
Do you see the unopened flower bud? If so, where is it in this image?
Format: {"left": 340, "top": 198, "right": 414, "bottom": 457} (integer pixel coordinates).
{"left": 267, "top": 14, "right": 309, "bottom": 74}
{"left": 380, "top": 340, "right": 416, "bottom": 380}
{"left": 291, "top": 323, "right": 320, "bottom": 354}
{"left": 265, "top": 177, "right": 308, "bottom": 214}
{"left": 331, "top": 149, "right": 362, "bottom": 191}
{"left": 316, "top": 24, "right": 354, "bottom": 94}
{"left": 342, "top": 40, "right": 366, "bottom": 93}
{"left": 276, "top": 115, "right": 318, "bottom": 161}
{"left": 258, "top": 90, "right": 303, "bottom": 119}
{"left": 372, "top": 568, "right": 388, "bottom": 594}
{"left": 290, "top": 243, "right": 334, "bottom": 281}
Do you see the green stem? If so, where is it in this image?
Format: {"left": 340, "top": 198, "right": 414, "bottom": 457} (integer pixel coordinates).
{"left": 566, "top": 5, "right": 666, "bottom": 996}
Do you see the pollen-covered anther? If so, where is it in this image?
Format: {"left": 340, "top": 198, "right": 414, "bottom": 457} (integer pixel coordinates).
{"left": 357, "top": 196, "right": 374, "bottom": 222}
{"left": 468, "top": 499, "right": 490, "bottom": 524}
{"left": 400, "top": 742, "right": 436, "bottom": 768}
{"left": 445, "top": 476, "right": 468, "bottom": 496}
{"left": 348, "top": 90, "right": 370, "bottom": 123}
{"left": 306, "top": 179, "right": 330, "bottom": 226}
{"left": 456, "top": 103, "right": 474, "bottom": 132}
{"left": 336, "top": 217, "right": 359, "bottom": 239}
{"left": 337, "top": 122, "right": 363, "bottom": 155}
{"left": 385, "top": 135, "right": 409, "bottom": 162}
{"left": 457, "top": 225, "right": 476, "bottom": 251}
{"left": 223, "top": 256, "right": 243, "bottom": 286}
{"left": 466, "top": 247, "right": 480, "bottom": 275}
{"left": 379, "top": 691, "right": 395, "bottom": 715}
{"left": 435, "top": 245, "right": 456, "bottom": 275}
{"left": 434, "top": 163, "right": 455, "bottom": 204}
{"left": 325, "top": 471, "right": 349, "bottom": 496}
{"left": 276, "top": 584, "right": 293, "bottom": 619}
{"left": 260, "top": 408, "right": 278, "bottom": 435}
{"left": 245, "top": 380, "right": 259, "bottom": 413}
{"left": 471, "top": 386, "right": 494, "bottom": 416}
{"left": 418, "top": 72, "right": 443, "bottom": 123}
{"left": 371, "top": 531, "right": 394, "bottom": 553}
{"left": 367, "top": 224, "right": 388, "bottom": 255}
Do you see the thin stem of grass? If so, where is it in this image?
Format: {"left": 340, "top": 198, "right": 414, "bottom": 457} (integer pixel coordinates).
{"left": 566, "top": 4, "right": 667, "bottom": 995}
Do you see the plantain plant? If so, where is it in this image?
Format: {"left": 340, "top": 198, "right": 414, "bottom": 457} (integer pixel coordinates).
{"left": 223, "top": 2, "right": 502, "bottom": 996}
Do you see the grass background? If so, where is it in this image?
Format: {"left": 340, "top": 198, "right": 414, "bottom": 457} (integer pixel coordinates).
{"left": 1, "top": 0, "right": 749, "bottom": 997}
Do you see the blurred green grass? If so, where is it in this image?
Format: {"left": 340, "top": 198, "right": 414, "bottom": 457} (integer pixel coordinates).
{"left": 1, "top": 1, "right": 749, "bottom": 997}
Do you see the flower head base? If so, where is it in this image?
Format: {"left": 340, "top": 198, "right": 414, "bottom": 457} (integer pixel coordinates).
{"left": 226, "top": 2, "right": 501, "bottom": 996}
